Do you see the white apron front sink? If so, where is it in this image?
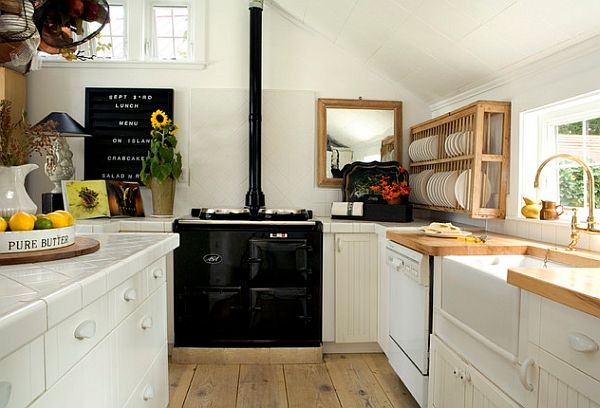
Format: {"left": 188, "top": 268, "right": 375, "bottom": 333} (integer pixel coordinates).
{"left": 441, "top": 255, "right": 576, "bottom": 355}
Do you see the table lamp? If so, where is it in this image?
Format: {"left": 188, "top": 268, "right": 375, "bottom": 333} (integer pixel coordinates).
{"left": 35, "top": 112, "right": 91, "bottom": 213}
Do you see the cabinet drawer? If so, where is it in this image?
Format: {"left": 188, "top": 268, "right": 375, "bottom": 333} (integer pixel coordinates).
{"left": 29, "top": 336, "right": 113, "bottom": 408}
{"left": 44, "top": 294, "right": 110, "bottom": 387}
{"left": 115, "top": 284, "right": 167, "bottom": 406}
{"left": 540, "top": 298, "right": 600, "bottom": 382}
{"left": 0, "top": 337, "right": 44, "bottom": 408}
{"left": 146, "top": 257, "right": 166, "bottom": 295}
{"left": 111, "top": 271, "right": 147, "bottom": 326}
{"left": 123, "top": 344, "right": 169, "bottom": 408}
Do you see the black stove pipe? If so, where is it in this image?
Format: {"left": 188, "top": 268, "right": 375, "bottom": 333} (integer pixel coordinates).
{"left": 245, "top": 0, "right": 265, "bottom": 216}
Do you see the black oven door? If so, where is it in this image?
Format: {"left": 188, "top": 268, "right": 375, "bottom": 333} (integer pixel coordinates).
{"left": 247, "top": 238, "right": 314, "bottom": 286}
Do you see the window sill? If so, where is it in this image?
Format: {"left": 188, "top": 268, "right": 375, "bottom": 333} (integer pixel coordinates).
{"left": 40, "top": 59, "right": 208, "bottom": 70}
{"left": 505, "top": 216, "right": 572, "bottom": 226}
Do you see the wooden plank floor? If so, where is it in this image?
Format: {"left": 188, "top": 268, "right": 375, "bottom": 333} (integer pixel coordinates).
{"left": 169, "top": 353, "right": 419, "bottom": 408}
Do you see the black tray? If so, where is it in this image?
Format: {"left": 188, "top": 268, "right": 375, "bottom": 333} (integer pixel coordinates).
{"left": 332, "top": 204, "right": 413, "bottom": 223}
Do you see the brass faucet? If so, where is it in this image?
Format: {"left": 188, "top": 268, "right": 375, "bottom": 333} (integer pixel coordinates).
{"left": 533, "top": 154, "right": 600, "bottom": 251}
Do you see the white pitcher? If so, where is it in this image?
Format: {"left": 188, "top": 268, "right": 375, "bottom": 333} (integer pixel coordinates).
{"left": 0, "top": 163, "right": 38, "bottom": 217}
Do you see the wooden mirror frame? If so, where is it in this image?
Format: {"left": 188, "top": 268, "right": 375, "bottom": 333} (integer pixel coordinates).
{"left": 317, "top": 98, "right": 403, "bottom": 187}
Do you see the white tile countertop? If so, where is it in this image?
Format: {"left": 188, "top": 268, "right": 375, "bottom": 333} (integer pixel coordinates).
{"left": 0, "top": 233, "right": 179, "bottom": 360}
{"left": 74, "top": 215, "right": 432, "bottom": 236}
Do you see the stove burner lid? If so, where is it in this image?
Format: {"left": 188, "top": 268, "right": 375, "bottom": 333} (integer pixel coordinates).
{"left": 191, "top": 208, "right": 312, "bottom": 221}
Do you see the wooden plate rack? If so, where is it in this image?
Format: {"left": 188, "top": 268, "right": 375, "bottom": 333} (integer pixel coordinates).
{"left": 408, "top": 101, "right": 511, "bottom": 219}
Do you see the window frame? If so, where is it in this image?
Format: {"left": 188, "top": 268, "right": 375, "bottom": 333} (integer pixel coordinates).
{"left": 41, "top": 0, "right": 206, "bottom": 68}
{"left": 519, "top": 90, "right": 600, "bottom": 221}
{"left": 146, "top": 0, "right": 192, "bottom": 62}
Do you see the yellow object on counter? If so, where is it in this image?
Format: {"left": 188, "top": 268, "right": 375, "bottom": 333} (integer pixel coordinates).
{"left": 521, "top": 197, "right": 542, "bottom": 219}
{"left": 456, "top": 235, "right": 484, "bottom": 243}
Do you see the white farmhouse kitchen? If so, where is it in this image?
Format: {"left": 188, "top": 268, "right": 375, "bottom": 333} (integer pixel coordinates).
{"left": 0, "top": 1, "right": 599, "bottom": 407}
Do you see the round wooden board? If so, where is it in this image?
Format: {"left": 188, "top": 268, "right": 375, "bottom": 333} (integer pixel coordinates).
{"left": 0, "top": 237, "right": 100, "bottom": 266}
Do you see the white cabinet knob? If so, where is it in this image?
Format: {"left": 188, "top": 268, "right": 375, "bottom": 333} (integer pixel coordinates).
{"left": 124, "top": 288, "right": 138, "bottom": 302}
{"left": 141, "top": 317, "right": 153, "bottom": 330}
{"left": 152, "top": 268, "right": 164, "bottom": 279}
{"left": 74, "top": 320, "right": 97, "bottom": 340}
{"left": 568, "top": 332, "right": 599, "bottom": 353}
{"left": 142, "top": 385, "right": 154, "bottom": 401}
{"left": 452, "top": 368, "right": 460, "bottom": 378}
{"left": 0, "top": 382, "right": 11, "bottom": 408}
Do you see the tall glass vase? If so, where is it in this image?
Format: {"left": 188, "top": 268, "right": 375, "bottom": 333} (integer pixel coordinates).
{"left": 0, "top": 164, "right": 38, "bottom": 217}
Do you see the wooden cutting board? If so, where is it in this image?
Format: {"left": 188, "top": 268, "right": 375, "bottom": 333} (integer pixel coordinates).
{"left": 0, "top": 237, "right": 100, "bottom": 266}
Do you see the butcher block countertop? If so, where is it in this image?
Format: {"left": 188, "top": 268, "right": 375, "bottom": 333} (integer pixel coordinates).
{"left": 386, "top": 229, "right": 600, "bottom": 318}
{"left": 385, "top": 230, "right": 529, "bottom": 256}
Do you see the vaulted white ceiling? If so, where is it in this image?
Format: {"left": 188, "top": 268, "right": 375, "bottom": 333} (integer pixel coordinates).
{"left": 270, "top": 0, "right": 600, "bottom": 104}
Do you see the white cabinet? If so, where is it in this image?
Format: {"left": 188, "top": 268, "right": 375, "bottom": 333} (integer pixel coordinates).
{"left": 525, "top": 296, "right": 600, "bottom": 408}
{"left": 334, "top": 233, "right": 378, "bottom": 343}
{"left": 7, "top": 255, "right": 171, "bottom": 408}
{"left": 0, "top": 337, "right": 44, "bottom": 408}
{"left": 29, "top": 336, "right": 113, "bottom": 408}
{"left": 429, "top": 335, "right": 519, "bottom": 408}
{"left": 430, "top": 335, "right": 467, "bottom": 408}
{"left": 527, "top": 345, "right": 600, "bottom": 408}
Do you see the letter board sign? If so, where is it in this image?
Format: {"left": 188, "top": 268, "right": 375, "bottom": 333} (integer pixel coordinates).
{"left": 84, "top": 87, "right": 174, "bottom": 182}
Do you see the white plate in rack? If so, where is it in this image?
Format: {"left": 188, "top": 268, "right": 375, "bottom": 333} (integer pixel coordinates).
{"left": 443, "top": 171, "right": 459, "bottom": 207}
{"left": 454, "top": 169, "right": 492, "bottom": 209}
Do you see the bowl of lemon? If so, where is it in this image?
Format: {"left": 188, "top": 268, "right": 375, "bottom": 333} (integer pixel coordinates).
{"left": 0, "top": 210, "right": 76, "bottom": 253}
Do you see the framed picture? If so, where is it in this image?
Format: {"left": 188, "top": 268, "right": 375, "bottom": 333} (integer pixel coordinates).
{"left": 62, "top": 180, "right": 111, "bottom": 219}
{"left": 106, "top": 180, "right": 145, "bottom": 217}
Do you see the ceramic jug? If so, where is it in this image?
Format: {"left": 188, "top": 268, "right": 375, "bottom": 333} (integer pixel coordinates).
{"left": 540, "top": 200, "right": 564, "bottom": 220}
{"left": 0, "top": 164, "right": 38, "bottom": 217}
{"left": 521, "top": 197, "right": 542, "bottom": 219}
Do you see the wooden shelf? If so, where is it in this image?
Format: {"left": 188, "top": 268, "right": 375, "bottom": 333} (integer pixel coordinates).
{"left": 408, "top": 100, "right": 511, "bottom": 219}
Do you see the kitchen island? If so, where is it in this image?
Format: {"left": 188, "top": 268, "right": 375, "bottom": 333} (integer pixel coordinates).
{"left": 0, "top": 232, "right": 179, "bottom": 408}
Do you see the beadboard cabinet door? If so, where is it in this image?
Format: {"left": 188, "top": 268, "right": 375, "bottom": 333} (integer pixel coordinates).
{"left": 429, "top": 335, "right": 467, "bottom": 408}
{"left": 334, "top": 233, "right": 378, "bottom": 343}
{"left": 527, "top": 345, "right": 600, "bottom": 408}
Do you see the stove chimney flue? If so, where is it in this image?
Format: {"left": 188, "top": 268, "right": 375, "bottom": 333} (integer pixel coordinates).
{"left": 246, "top": 0, "right": 265, "bottom": 216}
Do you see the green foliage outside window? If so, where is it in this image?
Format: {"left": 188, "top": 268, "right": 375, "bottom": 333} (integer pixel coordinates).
{"left": 558, "top": 118, "right": 600, "bottom": 135}
{"left": 559, "top": 166, "right": 600, "bottom": 209}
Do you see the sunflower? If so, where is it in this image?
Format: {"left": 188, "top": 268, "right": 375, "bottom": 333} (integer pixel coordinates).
{"left": 151, "top": 110, "right": 169, "bottom": 129}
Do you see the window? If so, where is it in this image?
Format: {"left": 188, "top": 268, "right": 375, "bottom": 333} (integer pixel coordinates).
{"left": 42, "top": 0, "right": 205, "bottom": 65}
{"left": 93, "top": 4, "right": 126, "bottom": 59}
{"left": 151, "top": 6, "right": 189, "bottom": 60}
{"left": 520, "top": 91, "right": 600, "bottom": 219}
{"left": 554, "top": 117, "right": 600, "bottom": 210}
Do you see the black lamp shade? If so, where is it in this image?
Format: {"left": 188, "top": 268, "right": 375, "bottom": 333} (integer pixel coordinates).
{"left": 35, "top": 112, "right": 90, "bottom": 137}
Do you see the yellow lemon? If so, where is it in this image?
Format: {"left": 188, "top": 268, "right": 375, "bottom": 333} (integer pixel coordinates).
{"left": 8, "top": 212, "right": 35, "bottom": 231}
{"left": 54, "top": 210, "right": 74, "bottom": 226}
{"left": 45, "top": 212, "right": 69, "bottom": 228}
{"left": 27, "top": 213, "right": 37, "bottom": 222}
{"left": 0, "top": 217, "right": 7, "bottom": 232}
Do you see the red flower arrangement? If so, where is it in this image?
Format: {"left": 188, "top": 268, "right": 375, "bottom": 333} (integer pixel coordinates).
{"left": 370, "top": 175, "right": 412, "bottom": 203}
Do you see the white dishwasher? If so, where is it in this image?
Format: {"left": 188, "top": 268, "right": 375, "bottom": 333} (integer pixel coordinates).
{"left": 386, "top": 240, "right": 431, "bottom": 408}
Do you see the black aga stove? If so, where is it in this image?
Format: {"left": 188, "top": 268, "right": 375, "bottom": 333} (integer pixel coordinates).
{"left": 173, "top": 1, "right": 323, "bottom": 348}
{"left": 173, "top": 214, "right": 322, "bottom": 347}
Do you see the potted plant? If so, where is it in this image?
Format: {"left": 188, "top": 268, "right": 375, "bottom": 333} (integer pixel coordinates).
{"left": 0, "top": 99, "right": 58, "bottom": 216}
{"left": 140, "top": 109, "right": 182, "bottom": 216}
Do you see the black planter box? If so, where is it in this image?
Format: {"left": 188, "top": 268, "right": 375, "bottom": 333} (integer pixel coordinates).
{"left": 332, "top": 204, "right": 413, "bottom": 223}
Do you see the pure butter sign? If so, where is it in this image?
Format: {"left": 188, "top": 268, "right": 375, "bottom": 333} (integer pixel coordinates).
{"left": 84, "top": 88, "right": 174, "bottom": 182}
{"left": 0, "top": 227, "right": 76, "bottom": 253}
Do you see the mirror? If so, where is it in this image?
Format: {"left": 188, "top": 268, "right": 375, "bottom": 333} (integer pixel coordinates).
{"left": 317, "top": 98, "right": 402, "bottom": 187}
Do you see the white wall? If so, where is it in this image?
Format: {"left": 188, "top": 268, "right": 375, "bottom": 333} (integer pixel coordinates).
{"left": 25, "top": 0, "right": 430, "bottom": 216}
{"left": 426, "top": 38, "right": 600, "bottom": 251}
